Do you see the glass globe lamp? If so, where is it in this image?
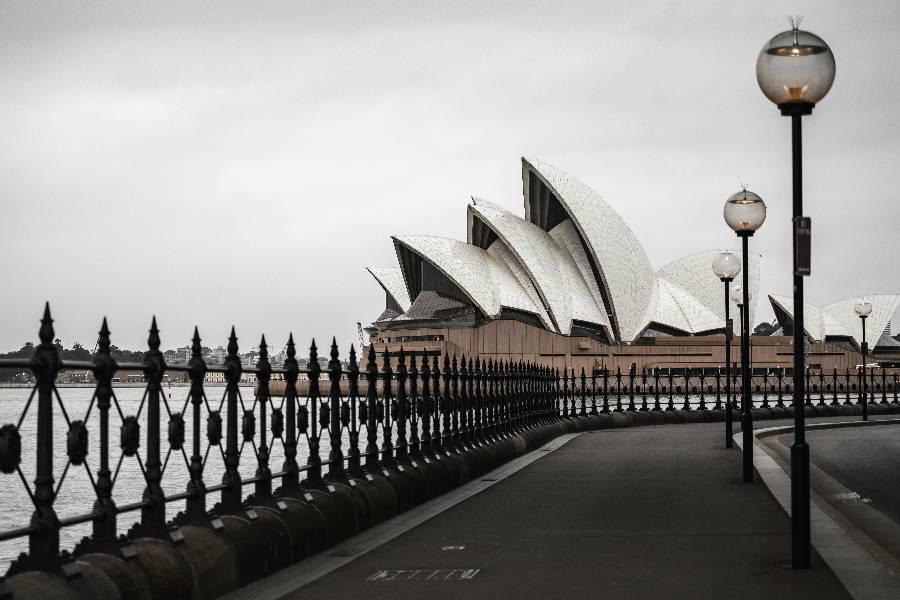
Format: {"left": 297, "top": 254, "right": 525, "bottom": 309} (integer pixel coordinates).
{"left": 757, "top": 24, "right": 835, "bottom": 111}
{"left": 732, "top": 287, "right": 744, "bottom": 307}
{"left": 724, "top": 189, "right": 767, "bottom": 235}
{"left": 712, "top": 250, "right": 741, "bottom": 282}
{"left": 854, "top": 301, "right": 873, "bottom": 318}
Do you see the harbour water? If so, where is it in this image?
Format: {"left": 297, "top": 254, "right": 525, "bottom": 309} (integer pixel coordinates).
{"left": 0, "top": 385, "right": 332, "bottom": 570}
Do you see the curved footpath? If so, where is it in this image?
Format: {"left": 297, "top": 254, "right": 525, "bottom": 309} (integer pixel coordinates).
{"left": 228, "top": 417, "right": 860, "bottom": 600}
{"left": 746, "top": 417, "right": 900, "bottom": 600}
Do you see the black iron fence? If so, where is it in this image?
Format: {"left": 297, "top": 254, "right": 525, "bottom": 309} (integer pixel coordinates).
{"left": 0, "top": 305, "right": 897, "bottom": 597}
{"left": 0, "top": 305, "right": 560, "bottom": 585}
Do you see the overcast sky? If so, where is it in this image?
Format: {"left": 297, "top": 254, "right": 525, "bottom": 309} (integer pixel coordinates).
{"left": 0, "top": 0, "right": 897, "bottom": 355}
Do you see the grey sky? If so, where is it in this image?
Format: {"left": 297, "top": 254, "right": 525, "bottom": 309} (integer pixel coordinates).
{"left": 1, "top": 0, "right": 897, "bottom": 354}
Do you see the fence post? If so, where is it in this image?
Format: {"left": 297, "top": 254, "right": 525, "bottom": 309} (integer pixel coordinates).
{"left": 777, "top": 368, "right": 785, "bottom": 408}
{"left": 459, "top": 355, "right": 469, "bottom": 446}
{"left": 894, "top": 373, "right": 898, "bottom": 404}
{"left": 602, "top": 368, "right": 610, "bottom": 413}
{"left": 326, "top": 338, "right": 345, "bottom": 480}
{"left": 347, "top": 345, "right": 362, "bottom": 476}
{"left": 409, "top": 352, "right": 421, "bottom": 457}
{"left": 183, "top": 327, "right": 210, "bottom": 523}
{"left": 468, "top": 356, "right": 478, "bottom": 443}
{"left": 91, "top": 318, "right": 119, "bottom": 545}
{"left": 640, "top": 370, "right": 648, "bottom": 412}
{"left": 305, "top": 340, "right": 323, "bottom": 487}
{"left": 830, "top": 368, "right": 838, "bottom": 406}
{"left": 628, "top": 366, "right": 636, "bottom": 412}
{"left": 255, "top": 335, "right": 273, "bottom": 499}
{"left": 21, "top": 304, "right": 63, "bottom": 574}
{"left": 487, "top": 359, "right": 497, "bottom": 438}
{"left": 615, "top": 367, "right": 623, "bottom": 412}
{"left": 420, "top": 354, "right": 432, "bottom": 455}
{"left": 395, "top": 348, "right": 408, "bottom": 463}
{"left": 667, "top": 371, "right": 674, "bottom": 411}
{"left": 510, "top": 360, "right": 514, "bottom": 428}
{"left": 474, "top": 357, "right": 484, "bottom": 443}
{"left": 653, "top": 369, "right": 662, "bottom": 411}
{"left": 380, "top": 349, "right": 394, "bottom": 465}
{"left": 141, "top": 317, "right": 169, "bottom": 534}
{"left": 364, "top": 345, "right": 380, "bottom": 473}
{"left": 442, "top": 355, "right": 453, "bottom": 448}
{"left": 714, "top": 368, "right": 722, "bottom": 410}
{"left": 281, "top": 335, "right": 300, "bottom": 492}
{"left": 432, "top": 355, "right": 443, "bottom": 452}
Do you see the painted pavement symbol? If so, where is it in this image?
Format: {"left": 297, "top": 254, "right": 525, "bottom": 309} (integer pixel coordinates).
{"left": 366, "top": 569, "right": 480, "bottom": 582}
{"left": 832, "top": 491, "right": 872, "bottom": 504}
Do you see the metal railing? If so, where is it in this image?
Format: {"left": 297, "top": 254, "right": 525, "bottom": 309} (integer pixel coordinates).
{"left": 0, "top": 305, "right": 559, "bottom": 577}
{"left": 0, "top": 305, "right": 896, "bottom": 578}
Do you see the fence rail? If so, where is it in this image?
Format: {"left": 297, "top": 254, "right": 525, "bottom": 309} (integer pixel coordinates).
{"left": 0, "top": 305, "right": 897, "bottom": 595}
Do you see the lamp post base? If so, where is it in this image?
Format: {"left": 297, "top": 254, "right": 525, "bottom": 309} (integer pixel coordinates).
{"left": 725, "top": 400, "right": 733, "bottom": 449}
{"left": 791, "top": 440, "right": 811, "bottom": 568}
{"left": 742, "top": 410, "right": 753, "bottom": 483}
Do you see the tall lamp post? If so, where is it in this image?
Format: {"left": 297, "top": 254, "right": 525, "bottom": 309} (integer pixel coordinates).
{"left": 712, "top": 250, "right": 740, "bottom": 448}
{"left": 733, "top": 287, "right": 746, "bottom": 416}
{"left": 724, "top": 189, "right": 766, "bottom": 483}
{"left": 757, "top": 18, "right": 835, "bottom": 570}
{"left": 854, "top": 301, "right": 873, "bottom": 421}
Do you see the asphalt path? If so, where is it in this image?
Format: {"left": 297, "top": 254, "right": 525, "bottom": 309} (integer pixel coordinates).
{"left": 778, "top": 425, "right": 900, "bottom": 525}
{"left": 284, "top": 423, "right": 850, "bottom": 600}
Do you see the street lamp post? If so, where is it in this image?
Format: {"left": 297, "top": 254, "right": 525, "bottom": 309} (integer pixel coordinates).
{"left": 733, "top": 286, "right": 745, "bottom": 407}
{"left": 757, "top": 17, "right": 835, "bottom": 570}
{"left": 724, "top": 189, "right": 766, "bottom": 483}
{"left": 712, "top": 251, "right": 741, "bottom": 448}
{"left": 854, "top": 301, "right": 873, "bottom": 421}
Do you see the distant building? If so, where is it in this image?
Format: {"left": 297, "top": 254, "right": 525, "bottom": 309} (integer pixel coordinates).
{"left": 175, "top": 346, "right": 191, "bottom": 364}
{"left": 363, "top": 157, "right": 895, "bottom": 372}
{"left": 768, "top": 295, "right": 900, "bottom": 352}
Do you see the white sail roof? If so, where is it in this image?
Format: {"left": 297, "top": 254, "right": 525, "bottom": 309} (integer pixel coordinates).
{"left": 769, "top": 294, "right": 828, "bottom": 342}
{"left": 469, "top": 198, "right": 574, "bottom": 333}
{"left": 767, "top": 293, "right": 900, "bottom": 346}
{"left": 523, "top": 157, "right": 656, "bottom": 342}
{"left": 547, "top": 220, "right": 612, "bottom": 335}
{"left": 366, "top": 266, "right": 412, "bottom": 312}
{"left": 485, "top": 241, "right": 555, "bottom": 330}
{"left": 392, "top": 234, "right": 548, "bottom": 324}
{"left": 655, "top": 250, "right": 762, "bottom": 333}
{"left": 654, "top": 279, "right": 722, "bottom": 334}
{"left": 652, "top": 280, "right": 693, "bottom": 334}
{"left": 823, "top": 295, "right": 900, "bottom": 347}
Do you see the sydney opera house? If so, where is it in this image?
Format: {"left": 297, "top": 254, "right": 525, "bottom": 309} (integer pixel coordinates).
{"left": 365, "top": 158, "right": 894, "bottom": 372}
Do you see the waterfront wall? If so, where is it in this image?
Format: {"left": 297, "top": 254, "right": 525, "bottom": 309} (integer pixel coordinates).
{"left": 371, "top": 319, "right": 893, "bottom": 373}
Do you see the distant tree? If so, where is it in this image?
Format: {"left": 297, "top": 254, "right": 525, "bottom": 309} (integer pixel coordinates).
{"left": 61, "top": 342, "right": 92, "bottom": 362}
{"left": 0, "top": 342, "right": 36, "bottom": 381}
{"left": 6, "top": 342, "right": 35, "bottom": 358}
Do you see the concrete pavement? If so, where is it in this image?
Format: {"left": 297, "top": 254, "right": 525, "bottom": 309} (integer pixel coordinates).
{"left": 275, "top": 423, "right": 850, "bottom": 600}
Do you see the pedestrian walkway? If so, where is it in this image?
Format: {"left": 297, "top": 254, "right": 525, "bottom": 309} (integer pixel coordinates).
{"left": 276, "top": 423, "right": 850, "bottom": 600}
